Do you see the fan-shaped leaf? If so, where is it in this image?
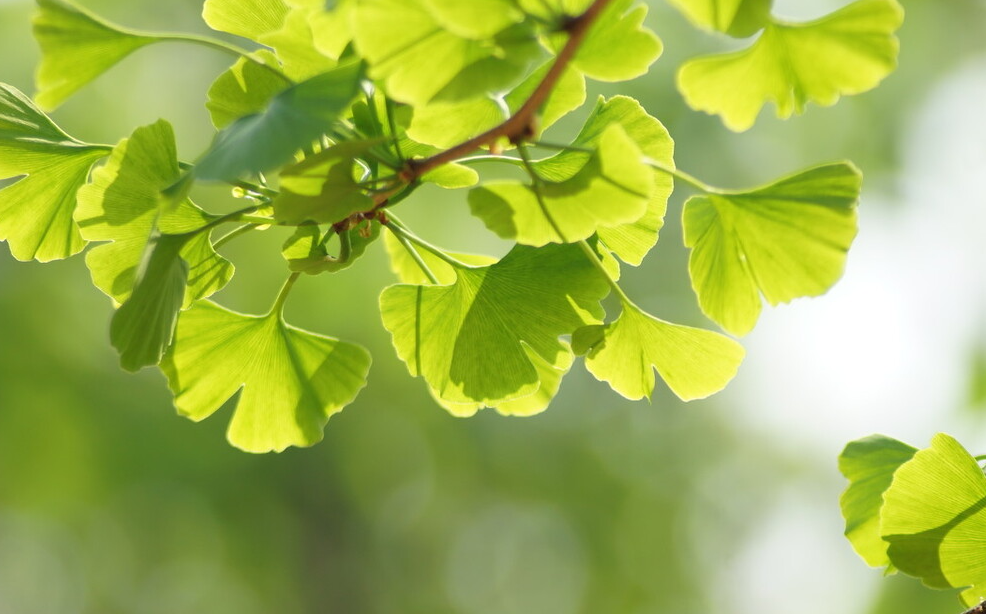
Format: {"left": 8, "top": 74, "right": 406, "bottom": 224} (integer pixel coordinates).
{"left": 206, "top": 51, "right": 291, "bottom": 129}
{"left": 677, "top": 0, "right": 903, "bottom": 131}
{"left": 667, "top": 0, "right": 773, "bottom": 37}
{"left": 161, "top": 301, "right": 371, "bottom": 453}
{"left": 0, "top": 83, "right": 107, "bottom": 262}
{"left": 682, "top": 163, "right": 860, "bottom": 336}
{"left": 569, "top": 0, "right": 662, "bottom": 82}
{"left": 282, "top": 221, "right": 380, "bottom": 274}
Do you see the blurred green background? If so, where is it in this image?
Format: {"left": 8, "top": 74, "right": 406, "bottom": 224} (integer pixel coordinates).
{"left": 1, "top": 0, "right": 985, "bottom": 612}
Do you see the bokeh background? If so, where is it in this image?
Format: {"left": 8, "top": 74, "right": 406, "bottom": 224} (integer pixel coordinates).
{"left": 1, "top": 0, "right": 985, "bottom": 612}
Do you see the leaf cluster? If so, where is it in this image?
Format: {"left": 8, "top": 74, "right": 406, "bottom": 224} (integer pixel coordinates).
{"left": 0, "top": 0, "right": 904, "bottom": 451}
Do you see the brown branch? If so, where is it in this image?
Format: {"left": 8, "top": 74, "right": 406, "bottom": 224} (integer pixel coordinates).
{"left": 402, "top": 0, "right": 615, "bottom": 181}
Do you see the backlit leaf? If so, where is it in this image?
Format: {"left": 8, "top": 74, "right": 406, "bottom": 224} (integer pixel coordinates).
{"left": 33, "top": 0, "right": 159, "bottom": 109}
{"left": 282, "top": 221, "right": 380, "bottom": 274}
{"left": 194, "top": 63, "right": 363, "bottom": 181}
{"left": 422, "top": 0, "right": 525, "bottom": 39}
{"left": 407, "top": 96, "right": 507, "bottom": 150}
{"left": 202, "top": 0, "right": 288, "bottom": 41}
{"left": 881, "top": 433, "right": 986, "bottom": 606}
{"left": 380, "top": 242, "right": 608, "bottom": 406}
{"left": 504, "top": 62, "right": 586, "bottom": 135}
{"left": 569, "top": 0, "right": 662, "bottom": 82}
{"left": 838, "top": 434, "right": 917, "bottom": 569}
{"left": 0, "top": 83, "right": 107, "bottom": 262}
{"left": 573, "top": 303, "right": 743, "bottom": 401}
{"left": 162, "top": 300, "right": 372, "bottom": 453}
{"left": 469, "top": 124, "right": 652, "bottom": 246}
{"left": 382, "top": 230, "right": 496, "bottom": 286}
{"left": 75, "top": 120, "right": 232, "bottom": 305}
{"left": 677, "top": 0, "right": 904, "bottom": 131}
{"left": 273, "top": 140, "right": 378, "bottom": 225}
{"left": 682, "top": 162, "right": 860, "bottom": 336}
{"left": 206, "top": 50, "right": 291, "bottom": 129}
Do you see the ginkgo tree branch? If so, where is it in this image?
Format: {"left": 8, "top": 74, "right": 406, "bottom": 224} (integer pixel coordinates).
{"left": 403, "top": 0, "right": 615, "bottom": 180}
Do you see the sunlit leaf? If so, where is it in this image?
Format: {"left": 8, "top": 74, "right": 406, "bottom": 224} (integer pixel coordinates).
{"left": 407, "top": 96, "right": 507, "bottom": 150}
{"left": 161, "top": 300, "right": 371, "bottom": 453}
{"left": 838, "top": 434, "right": 917, "bottom": 570}
{"left": 469, "top": 124, "right": 652, "bottom": 246}
{"left": 282, "top": 221, "right": 380, "bottom": 274}
{"left": 352, "top": 0, "right": 541, "bottom": 106}
{"left": 110, "top": 232, "right": 189, "bottom": 372}
{"left": 259, "top": 5, "right": 336, "bottom": 80}
{"left": 504, "top": 63, "right": 586, "bottom": 135}
{"left": 682, "top": 162, "right": 860, "bottom": 336}
{"left": 677, "top": 0, "right": 904, "bottom": 131}
{"left": 422, "top": 0, "right": 524, "bottom": 39}
{"left": 666, "top": 0, "right": 773, "bottom": 37}
{"left": 573, "top": 303, "right": 743, "bottom": 401}
{"left": 75, "top": 120, "right": 232, "bottom": 305}
{"left": 569, "top": 0, "right": 662, "bottom": 82}
{"left": 881, "top": 433, "right": 986, "bottom": 606}
{"left": 0, "top": 83, "right": 107, "bottom": 262}
{"left": 380, "top": 242, "right": 608, "bottom": 406}
{"left": 534, "top": 95, "right": 675, "bottom": 265}
{"left": 33, "top": 0, "right": 160, "bottom": 110}
{"left": 273, "top": 140, "right": 378, "bottom": 225}
{"left": 206, "top": 50, "right": 291, "bottom": 129}
{"left": 194, "top": 63, "right": 363, "bottom": 181}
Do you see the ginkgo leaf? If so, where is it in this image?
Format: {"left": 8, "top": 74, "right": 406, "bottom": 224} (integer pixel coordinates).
{"left": 469, "top": 124, "right": 652, "bottom": 246}
{"left": 282, "top": 221, "right": 380, "bottom": 274}
{"left": 838, "top": 434, "right": 917, "bottom": 570}
{"left": 573, "top": 303, "right": 744, "bottom": 401}
{"left": 666, "top": 0, "right": 773, "bottom": 37}
{"left": 382, "top": 230, "right": 496, "bottom": 286}
{"left": 258, "top": 5, "right": 336, "bottom": 80}
{"left": 504, "top": 62, "right": 586, "bottom": 135}
{"left": 380, "top": 242, "right": 609, "bottom": 406}
{"left": 881, "top": 433, "right": 986, "bottom": 606}
{"left": 0, "top": 82, "right": 107, "bottom": 262}
{"left": 534, "top": 95, "right": 675, "bottom": 265}
{"left": 75, "top": 120, "right": 232, "bottom": 305}
{"left": 677, "top": 0, "right": 904, "bottom": 131}
{"left": 421, "top": 0, "right": 524, "bottom": 39}
{"left": 110, "top": 232, "right": 189, "bottom": 372}
{"left": 406, "top": 97, "right": 507, "bottom": 150}
{"left": 569, "top": 0, "right": 662, "bottom": 82}
{"left": 202, "top": 0, "right": 288, "bottom": 41}
{"left": 206, "top": 50, "right": 291, "bottom": 129}
{"left": 682, "top": 162, "right": 861, "bottom": 336}
{"left": 161, "top": 300, "right": 372, "bottom": 453}
{"left": 33, "top": 0, "right": 164, "bottom": 110}
{"left": 273, "top": 140, "right": 378, "bottom": 225}
{"left": 351, "top": 0, "right": 541, "bottom": 106}
{"left": 194, "top": 62, "right": 363, "bottom": 181}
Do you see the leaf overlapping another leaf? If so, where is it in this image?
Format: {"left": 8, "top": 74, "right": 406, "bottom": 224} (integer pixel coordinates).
{"left": 162, "top": 300, "right": 372, "bottom": 453}
{"left": 683, "top": 162, "right": 861, "bottom": 336}
{"left": 677, "top": 0, "right": 904, "bottom": 131}
{"left": 380, "top": 242, "right": 609, "bottom": 408}
{"left": 0, "top": 82, "right": 107, "bottom": 262}
{"left": 666, "top": 0, "right": 773, "bottom": 38}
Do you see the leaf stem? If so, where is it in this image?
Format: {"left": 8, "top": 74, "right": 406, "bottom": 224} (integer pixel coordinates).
{"left": 213, "top": 223, "right": 260, "bottom": 250}
{"left": 577, "top": 240, "right": 634, "bottom": 306}
{"left": 643, "top": 158, "right": 717, "bottom": 193}
{"left": 384, "top": 214, "right": 466, "bottom": 269}
{"left": 516, "top": 143, "right": 569, "bottom": 243}
{"left": 384, "top": 97, "right": 406, "bottom": 167}
{"left": 272, "top": 272, "right": 302, "bottom": 316}
{"left": 158, "top": 33, "right": 290, "bottom": 82}
{"left": 384, "top": 224, "right": 441, "bottom": 285}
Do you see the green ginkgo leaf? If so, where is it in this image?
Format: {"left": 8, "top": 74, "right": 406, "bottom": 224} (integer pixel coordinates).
{"left": 534, "top": 95, "right": 675, "bottom": 265}
{"left": 0, "top": 82, "right": 107, "bottom": 262}
{"left": 569, "top": 0, "right": 662, "bottom": 82}
{"left": 206, "top": 50, "right": 292, "bottom": 129}
{"left": 422, "top": 0, "right": 525, "bottom": 39}
{"left": 469, "top": 124, "right": 652, "bottom": 246}
{"left": 406, "top": 96, "right": 507, "bottom": 150}
{"left": 503, "top": 62, "right": 586, "bottom": 135}
{"left": 682, "top": 162, "right": 861, "bottom": 336}
{"left": 258, "top": 5, "right": 336, "bottom": 80}
{"left": 881, "top": 433, "right": 986, "bottom": 606}
{"left": 677, "top": 0, "right": 904, "bottom": 131}
{"left": 110, "top": 232, "right": 190, "bottom": 372}
{"left": 573, "top": 303, "right": 744, "bottom": 401}
{"left": 33, "top": 0, "right": 162, "bottom": 110}
{"left": 75, "top": 120, "right": 232, "bottom": 305}
{"left": 202, "top": 0, "right": 289, "bottom": 41}
{"left": 838, "top": 434, "right": 917, "bottom": 570}
{"left": 161, "top": 300, "right": 372, "bottom": 453}
{"left": 380, "top": 242, "right": 608, "bottom": 406}
{"left": 273, "top": 140, "right": 378, "bottom": 225}
{"left": 282, "top": 221, "right": 380, "bottom": 274}
{"left": 194, "top": 62, "right": 363, "bottom": 181}
{"left": 351, "top": 0, "right": 541, "bottom": 106}
{"left": 666, "top": 0, "right": 773, "bottom": 37}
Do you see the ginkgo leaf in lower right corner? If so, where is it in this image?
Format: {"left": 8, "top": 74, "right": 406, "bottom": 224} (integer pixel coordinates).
{"left": 677, "top": 0, "right": 904, "bottom": 131}
{"left": 161, "top": 301, "right": 371, "bottom": 453}
{"left": 683, "top": 162, "right": 861, "bottom": 337}
{"left": 572, "top": 303, "right": 744, "bottom": 402}
{"left": 880, "top": 433, "right": 986, "bottom": 607}
{"left": 838, "top": 434, "right": 917, "bottom": 570}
